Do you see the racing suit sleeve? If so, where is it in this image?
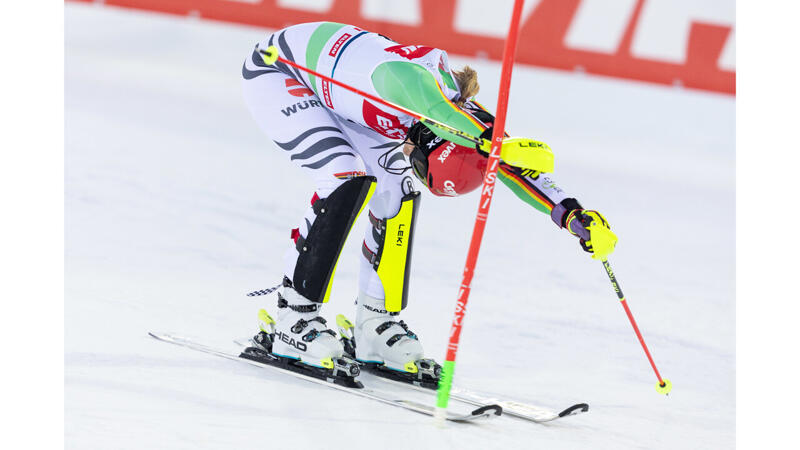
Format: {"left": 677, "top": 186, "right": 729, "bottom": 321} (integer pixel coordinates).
{"left": 497, "top": 164, "right": 583, "bottom": 229}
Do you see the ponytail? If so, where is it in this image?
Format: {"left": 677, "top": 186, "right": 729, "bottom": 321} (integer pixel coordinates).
{"left": 452, "top": 66, "right": 480, "bottom": 106}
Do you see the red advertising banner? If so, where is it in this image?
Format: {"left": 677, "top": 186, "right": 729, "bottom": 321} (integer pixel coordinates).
{"left": 67, "top": 0, "right": 735, "bottom": 95}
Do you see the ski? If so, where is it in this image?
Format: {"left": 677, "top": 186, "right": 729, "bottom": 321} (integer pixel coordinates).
{"left": 359, "top": 371, "right": 588, "bottom": 423}
{"left": 149, "top": 332, "right": 502, "bottom": 423}
{"left": 234, "top": 336, "right": 587, "bottom": 424}
{"left": 333, "top": 314, "right": 589, "bottom": 423}
{"left": 407, "top": 380, "right": 587, "bottom": 423}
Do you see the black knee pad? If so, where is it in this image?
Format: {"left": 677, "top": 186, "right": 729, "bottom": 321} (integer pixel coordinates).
{"left": 293, "top": 176, "right": 376, "bottom": 303}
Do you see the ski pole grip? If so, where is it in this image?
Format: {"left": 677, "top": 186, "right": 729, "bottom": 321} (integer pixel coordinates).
{"left": 258, "top": 46, "right": 279, "bottom": 66}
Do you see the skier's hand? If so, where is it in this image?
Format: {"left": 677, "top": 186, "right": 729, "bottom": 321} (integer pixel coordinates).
{"left": 475, "top": 128, "right": 554, "bottom": 173}
{"left": 565, "top": 209, "right": 617, "bottom": 260}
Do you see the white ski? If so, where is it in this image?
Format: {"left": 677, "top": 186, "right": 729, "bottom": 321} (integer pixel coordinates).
{"left": 441, "top": 384, "right": 586, "bottom": 423}
{"left": 360, "top": 373, "right": 588, "bottom": 423}
{"left": 232, "top": 338, "right": 587, "bottom": 423}
{"left": 149, "top": 332, "right": 501, "bottom": 423}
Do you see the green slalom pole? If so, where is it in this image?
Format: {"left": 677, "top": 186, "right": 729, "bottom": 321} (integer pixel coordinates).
{"left": 434, "top": 0, "right": 526, "bottom": 424}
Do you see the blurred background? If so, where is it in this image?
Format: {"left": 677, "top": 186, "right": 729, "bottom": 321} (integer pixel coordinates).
{"left": 65, "top": 1, "right": 734, "bottom": 449}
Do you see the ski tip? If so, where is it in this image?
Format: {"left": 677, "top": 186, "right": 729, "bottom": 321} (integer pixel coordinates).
{"left": 472, "top": 404, "right": 503, "bottom": 417}
{"left": 558, "top": 403, "right": 590, "bottom": 417}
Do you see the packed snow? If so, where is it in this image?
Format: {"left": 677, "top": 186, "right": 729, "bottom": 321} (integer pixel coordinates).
{"left": 65, "top": 3, "right": 735, "bottom": 449}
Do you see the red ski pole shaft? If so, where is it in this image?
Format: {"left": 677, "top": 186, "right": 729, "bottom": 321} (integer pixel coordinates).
{"left": 435, "top": 0, "right": 526, "bottom": 419}
{"left": 601, "top": 259, "right": 672, "bottom": 394}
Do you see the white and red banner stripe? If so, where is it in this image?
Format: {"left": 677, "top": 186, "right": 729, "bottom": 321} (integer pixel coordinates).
{"left": 67, "top": 0, "right": 735, "bottom": 95}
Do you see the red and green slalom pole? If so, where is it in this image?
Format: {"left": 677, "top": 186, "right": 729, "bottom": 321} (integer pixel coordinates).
{"left": 433, "top": 0, "right": 526, "bottom": 423}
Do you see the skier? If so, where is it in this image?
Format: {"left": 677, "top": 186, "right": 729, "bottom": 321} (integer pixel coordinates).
{"left": 241, "top": 22, "right": 616, "bottom": 383}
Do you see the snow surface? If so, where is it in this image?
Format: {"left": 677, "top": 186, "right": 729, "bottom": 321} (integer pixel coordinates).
{"left": 65, "top": 3, "right": 735, "bottom": 449}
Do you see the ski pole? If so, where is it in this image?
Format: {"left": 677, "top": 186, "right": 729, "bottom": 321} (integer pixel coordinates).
{"left": 258, "top": 46, "right": 555, "bottom": 174}
{"left": 434, "top": 0, "right": 526, "bottom": 424}
{"left": 258, "top": 46, "right": 487, "bottom": 149}
{"left": 600, "top": 259, "right": 672, "bottom": 395}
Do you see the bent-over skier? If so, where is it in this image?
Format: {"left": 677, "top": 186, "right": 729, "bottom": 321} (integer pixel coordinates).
{"left": 241, "top": 21, "right": 616, "bottom": 385}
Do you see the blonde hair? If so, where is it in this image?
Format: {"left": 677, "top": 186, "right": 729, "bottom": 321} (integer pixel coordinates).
{"left": 453, "top": 66, "right": 480, "bottom": 106}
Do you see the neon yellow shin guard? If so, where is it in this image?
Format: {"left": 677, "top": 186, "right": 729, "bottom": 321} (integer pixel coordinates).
{"left": 366, "top": 192, "right": 420, "bottom": 312}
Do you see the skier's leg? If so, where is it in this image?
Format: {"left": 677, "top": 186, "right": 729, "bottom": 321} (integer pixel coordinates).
{"left": 242, "top": 68, "right": 373, "bottom": 369}
{"left": 333, "top": 119, "right": 437, "bottom": 377}
{"left": 350, "top": 139, "right": 419, "bottom": 311}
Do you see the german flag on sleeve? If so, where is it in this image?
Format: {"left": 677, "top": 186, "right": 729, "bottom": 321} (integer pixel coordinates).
{"left": 497, "top": 163, "right": 555, "bottom": 215}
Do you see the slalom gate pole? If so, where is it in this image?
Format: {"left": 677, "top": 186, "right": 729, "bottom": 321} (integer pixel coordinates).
{"left": 601, "top": 259, "right": 672, "bottom": 395}
{"left": 434, "top": 0, "right": 526, "bottom": 423}
{"left": 258, "top": 47, "right": 487, "bottom": 148}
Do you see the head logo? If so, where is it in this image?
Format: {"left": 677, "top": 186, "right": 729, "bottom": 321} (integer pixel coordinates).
{"left": 276, "top": 331, "right": 308, "bottom": 351}
{"left": 285, "top": 79, "right": 314, "bottom": 97}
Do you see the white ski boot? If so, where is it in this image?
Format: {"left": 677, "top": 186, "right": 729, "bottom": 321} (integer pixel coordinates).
{"left": 348, "top": 292, "right": 441, "bottom": 385}
{"left": 242, "top": 280, "right": 361, "bottom": 386}
{"left": 248, "top": 279, "right": 353, "bottom": 372}
{"left": 271, "top": 285, "right": 343, "bottom": 366}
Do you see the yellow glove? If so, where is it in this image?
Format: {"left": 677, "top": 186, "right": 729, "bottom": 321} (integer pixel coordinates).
{"left": 476, "top": 127, "right": 555, "bottom": 174}
{"left": 565, "top": 209, "right": 618, "bottom": 260}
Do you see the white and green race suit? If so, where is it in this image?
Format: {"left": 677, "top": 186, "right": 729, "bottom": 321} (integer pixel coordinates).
{"left": 242, "top": 22, "right": 574, "bottom": 304}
